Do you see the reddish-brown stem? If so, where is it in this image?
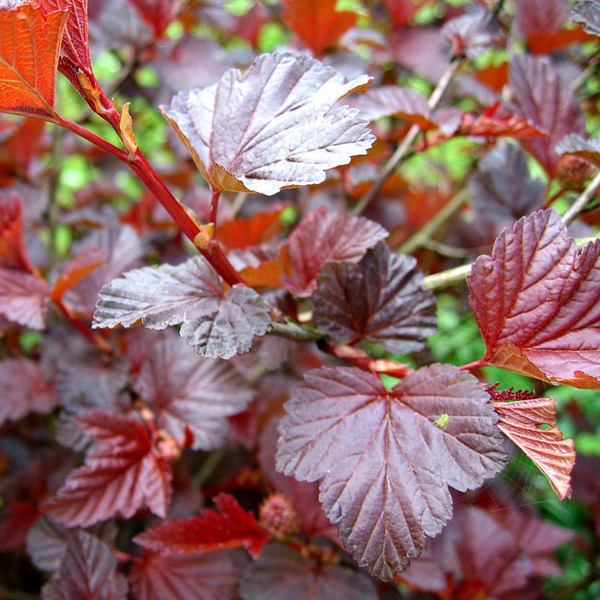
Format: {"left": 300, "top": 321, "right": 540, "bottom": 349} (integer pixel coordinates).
{"left": 459, "top": 359, "right": 486, "bottom": 371}
{"left": 209, "top": 189, "right": 221, "bottom": 229}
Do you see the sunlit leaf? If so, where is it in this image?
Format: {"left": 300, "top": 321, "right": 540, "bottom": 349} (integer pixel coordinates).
{"left": 571, "top": 0, "right": 600, "bottom": 36}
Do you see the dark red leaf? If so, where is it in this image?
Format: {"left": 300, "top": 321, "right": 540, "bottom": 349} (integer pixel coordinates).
{"left": 0, "top": 4, "right": 67, "bottom": 119}
{"left": 570, "top": 0, "right": 600, "bottom": 36}
{"left": 93, "top": 256, "right": 271, "bottom": 359}
{"left": 276, "top": 364, "right": 506, "bottom": 579}
{"left": 312, "top": 242, "right": 436, "bottom": 353}
{"left": 556, "top": 133, "right": 600, "bottom": 168}
{"left": 282, "top": 0, "right": 357, "bottom": 57}
{"left": 509, "top": 54, "right": 587, "bottom": 177}
{"left": 441, "top": 7, "right": 502, "bottom": 59}
{"left": 43, "top": 409, "right": 172, "bottom": 526}
{"left": 134, "top": 492, "right": 268, "bottom": 559}
{"left": 0, "top": 501, "right": 40, "bottom": 551}
{"left": 0, "top": 193, "right": 35, "bottom": 272}
{"left": 41, "top": 531, "right": 128, "bottom": 600}
{"left": 493, "top": 397, "right": 575, "bottom": 500}
{"left": 468, "top": 208, "right": 600, "bottom": 389}
{"left": 129, "top": 549, "right": 240, "bottom": 600}
{"left": 127, "top": 0, "right": 178, "bottom": 39}
{"left": 280, "top": 206, "right": 388, "bottom": 297}
{"left": 0, "top": 359, "right": 56, "bottom": 426}
{"left": 132, "top": 335, "right": 254, "bottom": 450}
{"left": 160, "top": 53, "right": 373, "bottom": 195}
{"left": 0, "top": 267, "right": 49, "bottom": 329}
{"left": 468, "top": 143, "right": 546, "bottom": 228}
{"left": 240, "top": 543, "right": 378, "bottom": 600}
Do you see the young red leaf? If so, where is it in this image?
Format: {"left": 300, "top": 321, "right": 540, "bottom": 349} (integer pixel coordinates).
{"left": 160, "top": 53, "right": 374, "bottom": 195}
{"left": 280, "top": 206, "right": 388, "bottom": 297}
{"left": 0, "top": 4, "right": 67, "bottom": 119}
{"left": 43, "top": 409, "right": 172, "bottom": 526}
{"left": 312, "top": 242, "right": 437, "bottom": 353}
{"left": 276, "top": 364, "right": 506, "bottom": 580}
{"left": 129, "top": 549, "right": 240, "bottom": 600}
{"left": 458, "top": 105, "right": 548, "bottom": 139}
{"left": 93, "top": 256, "right": 271, "bottom": 359}
{"left": 467, "top": 208, "right": 600, "bottom": 389}
{"left": 0, "top": 192, "right": 35, "bottom": 272}
{"left": 132, "top": 335, "right": 254, "bottom": 450}
{"left": 240, "top": 543, "right": 378, "bottom": 600}
{"left": 0, "top": 359, "right": 56, "bottom": 426}
{"left": 134, "top": 492, "right": 268, "bottom": 559}
{"left": 41, "top": 530, "right": 128, "bottom": 600}
{"left": 0, "top": 267, "right": 49, "bottom": 329}
{"left": 510, "top": 54, "right": 587, "bottom": 176}
{"left": 127, "top": 0, "right": 178, "bottom": 39}
{"left": 441, "top": 8, "right": 502, "bottom": 59}
{"left": 281, "top": 0, "right": 357, "bottom": 58}
{"left": 493, "top": 397, "right": 575, "bottom": 500}
{"left": 468, "top": 143, "right": 546, "bottom": 228}
{"left": 571, "top": 0, "right": 600, "bottom": 36}
{"left": 216, "top": 205, "right": 287, "bottom": 251}
{"left": 50, "top": 246, "right": 108, "bottom": 303}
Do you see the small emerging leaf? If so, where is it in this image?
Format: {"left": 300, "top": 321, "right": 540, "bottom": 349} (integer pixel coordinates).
{"left": 161, "top": 52, "right": 374, "bottom": 195}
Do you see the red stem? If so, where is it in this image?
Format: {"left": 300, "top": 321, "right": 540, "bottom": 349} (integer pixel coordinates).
{"left": 209, "top": 189, "right": 221, "bottom": 228}
{"left": 459, "top": 359, "right": 486, "bottom": 371}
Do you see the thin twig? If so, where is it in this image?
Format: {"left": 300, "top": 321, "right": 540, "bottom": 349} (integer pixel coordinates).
{"left": 562, "top": 170, "right": 600, "bottom": 225}
{"left": 423, "top": 263, "right": 474, "bottom": 290}
{"left": 352, "top": 58, "right": 463, "bottom": 217}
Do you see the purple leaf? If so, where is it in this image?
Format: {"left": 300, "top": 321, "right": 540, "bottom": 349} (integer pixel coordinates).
{"left": 312, "top": 242, "right": 437, "bottom": 353}
{"left": 356, "top": 86, "right": 433, "bottom": 127}
{"left": 240, "top": 543, "right": 377, "bottom": 600}
{"left": 281, "top": 206, "right": 388, "bottom": 297}
{"left": 571, "top": 0, "right": 600, "bottom": 36}
{"left": 468, "top": 143, "right": 546, "bottom": 228}
{"left": 556, "top": 133, "right": 600, "bottom": 167}
{"left": 160, "top": 52, "right": 374, "bottom": 195}
{"left": 468, "top": 208, "right": 600, "bottom": 389}
{"left": 0, "top": 267, "right": 49, "bottom": 329}
{"left": 509, "top": 54, "right": 587, "bottom": 176}
{"left": 93, "top": 256, "right": 271, "bottom": 359}
{"left": 41, "top": 531, "right": 128, "bottom": 600}
{"left": 132, "top": 335, "right": 254, "bottom": 450}
{"left": 441, "top": 8, "right": 502, "bottom": 59}
{"left": 276, "top": 364, "right": 506, "bottom": 580}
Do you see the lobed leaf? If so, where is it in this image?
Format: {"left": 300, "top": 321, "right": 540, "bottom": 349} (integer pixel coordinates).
{"left": 280, "top": 206, "right": 388, "bottom": 297}
{"left": 0, "top": 4, "right": 67, "bottom": 119}
{"left": 312, "top": 242, "right": 437, "bottom": 353}
{"left": 134, "top": 492, "right": 268, "bottom": 559}
{"left": 493, "top": 397, "right": 575, "bottom": 500}
{"left": 132, "top": 335, "right": 254, "bottom": 450}
{"left": 43, "top": 409, "right": 172, "bottom": 526}
{"left": 41, "top": 530, "right": 128, "bottom": 600}
{"left": 160, "top": 52, "right": 374, "bottom": 195}
{"left": 468, "top": 208, "right": 600, "bottom": 389}
{"left": 240, "top": 543, "right": 378, "bottom": 600}
{"left": 276, "top": 364, "right": 506, "bottom": 580}
{"left": 93, "top": 256, "right": 271, "bottom": 359}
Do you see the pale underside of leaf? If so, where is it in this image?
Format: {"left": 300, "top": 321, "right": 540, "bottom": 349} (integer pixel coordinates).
{"left": 0, "top": 268, "right": 49, "bottom": 329}
{"left": 161, "top": 52, "right": 374, "bottom": 194}
{"left": 276, "top": 364, "right": 506, "bottom": 580}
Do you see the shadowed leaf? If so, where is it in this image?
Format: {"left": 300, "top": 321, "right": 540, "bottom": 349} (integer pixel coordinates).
{"left": 161, "top": 52, "right": 374, "bottom": 195}
{"left": 276, "top": 364, "right": 506, "bottom": 580}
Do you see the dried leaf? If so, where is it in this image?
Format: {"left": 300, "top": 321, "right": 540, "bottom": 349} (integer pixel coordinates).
{"left": 43, "top": 409, "right": 172, "bottom": 526}
{"left": 134, "top": 493, "right": 268, "bottom": 558}
{"left": 493, "top": 397, "right": 575, "bottom": 500}
{"left": 280, "top": 206, "right": 388, "bottom": 297}
{"left": 0, "top": 4, "right": 67, "bottom": 118}
{"left": 93, "top": 256, "right": 271, "bottom": 359}
{"left": 276, "top": 364, "right": 506, "bottom": 579}
{"left": 468, "top": 208, "right": 600, "bottom": 389}
{"left": 313, "top": 242, "right": 437, "bottom": 353}
{"left": 161, "top": 52, "right": 374, "bottom": 195}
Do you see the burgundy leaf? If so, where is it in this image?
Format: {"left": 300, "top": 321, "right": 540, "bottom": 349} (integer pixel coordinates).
{"left": 41, "top": 530, "right": 128, "bottom": 600}
{"left": 43, "top": 410, "right": 172, "bottom": 526}
{"left": 468, "top": 143, "right": 546, "bottom": 228}
{"left": 510, "top": 54, "right": 587, "bottom": 176}
{"left": 0, "top": 359, "right": 56, "bottom": 425}
{"left": 493, "top": 397, "right": 575, "bottom": 500}
{"left": 312, "top": 242, "right": 437, "bottom": 353}
{"left": 0, "top": 501, "right": 40, "bottom": 551}
{"left": 93, "top": 256, "right": 271, "bottom": 359}
{"left": 129, "top": 549, "right": 240, "bottom": 600}
{"left": 0, "top": 267, "right": 49, "bottom": 329}
{"left": 132, "top": 335, "right": 254, "bottom": 450}
{"left": 556, "top": 133, "right": 600, "bottom": 167}
{"left": 160, "top": 52, "right": 374, "bottom": 195}
{"left": 0, "top": 192, "right": 34, "bottom": 271}
{"left": 127, "top": 0, "right": 179, "bottom": 38}
{"left": 515, "top": 0, "right": 569, "bottom": 41}
{"left": 571, "top": 0, "right": 600, "bottom": 36}
{"left": 467, "top": 208, "right": 600, "bottom": 389}
{"left": 280, "top": 206, "right": 388, "bottom": 297}
{"left": 134, "top": 492, "right": 268, "bottom": 558}
{"left": 441, "top": 8, "right": 502, "bottom": 59}
{"left": 276, "top": 364, "right": 506, "bottom": 579}
{"left": 240, "top": 542, "right": 377, "bottom": 600}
